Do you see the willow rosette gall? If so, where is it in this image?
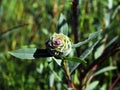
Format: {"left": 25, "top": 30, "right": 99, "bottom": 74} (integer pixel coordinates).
{"left": 46, "top": 33, "right": 72, "bottom": 59}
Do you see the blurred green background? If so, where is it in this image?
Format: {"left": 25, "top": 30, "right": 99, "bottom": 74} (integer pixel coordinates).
{"left": 0, "top": 0, "right": 120, "bottom": 90}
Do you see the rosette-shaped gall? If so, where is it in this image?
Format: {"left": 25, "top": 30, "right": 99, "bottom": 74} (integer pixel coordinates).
{"left": 46, "top": 33, "right": 72, "bottom": 58}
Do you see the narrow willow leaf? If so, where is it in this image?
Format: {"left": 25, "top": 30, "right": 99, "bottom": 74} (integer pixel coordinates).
{"left": 80, "top": 40, "right": 99, "bottom": 59}
{"left": 93, "top": 66, "right": 117, "bottom": 76}
{"left": 49, "top": 62, "right": 62, "bottom": 81}
{"left": 49, "top": 73, "right": 55, "bottom": 88}
{"left": 64, "top": 57, "right": 86, "bottom": 64}
{"left": 36, "top": 64, "right": 44, "bottom": 74}
{"left": 70, "top": 40, "right": 99, "bottom": 74}
{"left": 57, "top": 13, "right": 68, "bottom": 35}
{"left": 9, "top": 48, "right": 51, "bottom": 59}
{"left": 52, "top": 57, "right": 62, "bottom": 66}
{"left": 0, "top": 53, "right": 4, "bottom": 58}
{"left": 72, "top": 30, "right": 101, "bottom": 48}
{"left": 105, "top": 36, "right": 118, "bottom": 48}
{"left": 94, "top": 43, "right": 105, "bottom": 59}
{"left": 85, "top": 81, "right": 99, "bottom": 90}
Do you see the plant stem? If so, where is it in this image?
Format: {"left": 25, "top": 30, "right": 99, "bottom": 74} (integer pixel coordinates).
{"left": 62, "top": 60, "right": 76, "bottom": 90}
{"left": 72, "top": 0, "right": 80, "bottom": 56}
{"left": 108, "top": 75, "right": 120, "bottom": 90}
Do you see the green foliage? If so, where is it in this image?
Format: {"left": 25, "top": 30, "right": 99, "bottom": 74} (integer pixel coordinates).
{"left": 9, "top": 48, "right": 37, "bottom": 59}
{"left": 64, "top": 57, "right": 86, "bottom": 64}
{"left": 85, "top": 81, "right": 99, "bottom": 90}
{"left": 9, "top": 14, "right": 100, "bottom": 65}
{"left": 93, "top": 66, "right": 117, "bottom": 76}
{"left": 0, "top": 0, "right": 120, "bottom": 90}
{"left": 70, "top": 40, "right": 100, "bottom": 74}
{"left": 72, "top": 30, "right": 101, "bottom": 48}
{"left": 57, "top": 13, "right": 68, "bottom": 35}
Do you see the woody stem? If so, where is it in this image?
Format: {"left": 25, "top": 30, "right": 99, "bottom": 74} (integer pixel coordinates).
{"left": 62, "top": 60, "right": 76, "bottom": 90}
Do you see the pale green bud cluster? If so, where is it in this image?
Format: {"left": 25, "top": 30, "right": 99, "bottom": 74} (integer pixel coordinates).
{"left": 46, "top": 33, "right": 72, "bottom": 58}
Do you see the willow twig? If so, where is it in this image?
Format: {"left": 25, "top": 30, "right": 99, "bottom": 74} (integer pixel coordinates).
{"left": 72, "top": 0, "right": 80, "bottom": 56}
{"left": 62, "top": 60, "right": 76, "bottom": 90}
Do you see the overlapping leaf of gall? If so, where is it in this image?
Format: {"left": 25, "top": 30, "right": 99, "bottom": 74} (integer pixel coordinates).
{"left": 57, "top": 13, "right": 68, "bottom": 36}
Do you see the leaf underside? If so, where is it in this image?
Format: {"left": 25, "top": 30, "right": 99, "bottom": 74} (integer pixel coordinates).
{"left": 9, "top": 48, "right": 51, "bottom": 59}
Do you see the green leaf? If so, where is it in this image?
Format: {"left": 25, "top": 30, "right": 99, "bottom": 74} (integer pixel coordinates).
{"left": 85, "top": 81, "right": 99, "bottom": 90}
{"left": 70, "top": 40, "right": 99, "bottom": 74}
{"left": 52, "top": 57, "right": 62, "bottom": 66}
{"left": 94, "top": 43, "right": 105, "bottom": 59}
{"left": 64, "top": 57, "right": 86, "bottom": 64}
{"left": 57, "top": 13, "right": 68, "bottom": 35}
{"left": 72, "top": 30, "right": 101, "bottom": 48}
{"left": 93, "top": 66, "right": 117, "bottom": 76}
{"left": 105, "top": 36, "right": 119, "bottom": 48}
{"left": 9, "top": 48, "right": 37, "bottom": 59}
{"left": 9, "top": 48, "right": 51, "bottom": 59}
{"left": 49, "top": 73, "right": 55, "bottom": 88}
{"left": 80, "top": 40, "right": 99, "bottom": 59}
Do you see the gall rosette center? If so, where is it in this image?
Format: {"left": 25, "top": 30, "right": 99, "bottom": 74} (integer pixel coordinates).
{"left": 46, "top": 33, "right": 72, "bottom": 58}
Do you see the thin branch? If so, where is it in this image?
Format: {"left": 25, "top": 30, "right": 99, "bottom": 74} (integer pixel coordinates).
{"left": 62, "top": 60, "right": 76, "bottom": 90}
{"left": 108, "top": 75, "right": 120, "bottom": 90}
{"left": 72, "top": 0, "right": 80, "bottom": 56}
